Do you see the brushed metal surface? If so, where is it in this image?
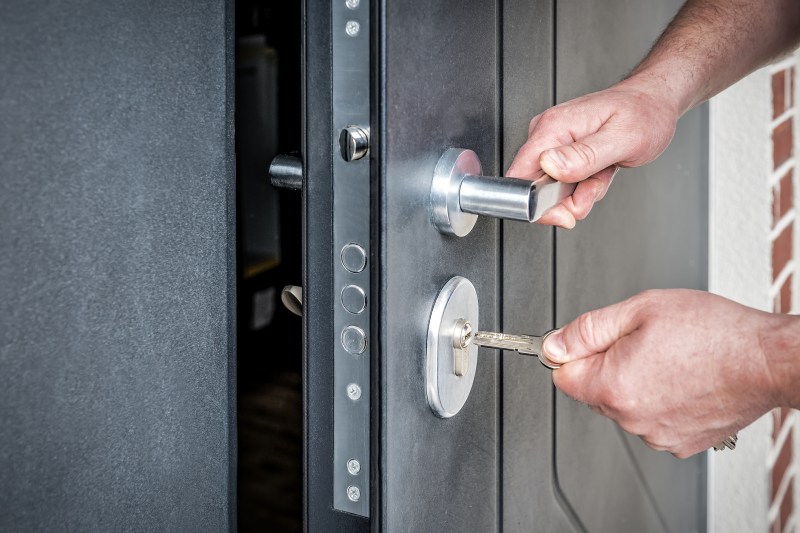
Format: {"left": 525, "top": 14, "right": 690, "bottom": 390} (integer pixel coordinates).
{"left": 430, "top": 147, "right": 481, "bottom": 236}
{"left": 332, "top": 0, "right": 372, "bottom": 516}
{"left": 425, "top": 276, "right": 480, "bottom": 418}
{"left": 431, "top": 148, "right": 577, "bottom": 236}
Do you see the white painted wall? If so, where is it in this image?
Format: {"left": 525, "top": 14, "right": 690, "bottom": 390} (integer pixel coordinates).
{"left": 707, "top": 67, "right": 773, "bottom": 532}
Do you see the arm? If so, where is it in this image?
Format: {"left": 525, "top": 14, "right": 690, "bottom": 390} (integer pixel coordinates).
{"left": 542, "top": 290, "right": 800, "bottom": 458}
{"left": 509, "top": 0, "right": 800, "bottom": 228}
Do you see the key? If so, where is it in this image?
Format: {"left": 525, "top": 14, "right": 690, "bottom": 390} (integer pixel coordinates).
{"left": 461, "top": 322, "right": 739, "bottom": 452}
{"left": 461, "top": 326, "right": 562, "bottom": 369}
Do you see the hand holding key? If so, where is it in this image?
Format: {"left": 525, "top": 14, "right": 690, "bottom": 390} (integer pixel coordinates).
{"left": 532, "top": 289, "right": 797, "bottom": 458}
{"left": 461, "top": 291, "right": 775, "bottom": 455}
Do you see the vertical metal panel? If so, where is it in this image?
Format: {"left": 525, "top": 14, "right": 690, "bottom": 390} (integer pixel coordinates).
{"left": 303, "top": 0, "right": 369, "bottom": 530}
{"left": 554, "top": 1, "right": 707, "bottom": 532}
{"left": 379, "top": 1, "right": 500, "bottom": 530}
{"left": 331, "top": 0, "right": 372, "bottom": 517}
{"left": 500, "top": 1, "right": 581, "bottom": 530}
{"left": 0, "top": 1, "right": 235, "bottom": 531}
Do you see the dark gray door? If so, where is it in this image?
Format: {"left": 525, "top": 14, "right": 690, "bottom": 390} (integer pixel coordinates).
{"left": 553, "top": 2, "right": 708, "bottom": 532}
{"left": 0, "top": 1, "right": 235, "bottom": 531}
{"left": 305, "top": 1, "right": 706, "bottom": 531}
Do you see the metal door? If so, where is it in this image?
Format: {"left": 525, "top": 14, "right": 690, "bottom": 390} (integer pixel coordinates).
{"left": 553, "top": 2, "right": 708, "bottom": 532}
{"left": 304, "top": 1, "right": 706, "bottom": 531}
{"left": 0, "top": 1, "right": 235, "bottom": 531}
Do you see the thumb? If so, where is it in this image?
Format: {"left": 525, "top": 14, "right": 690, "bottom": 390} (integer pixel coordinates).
{"left": 544, "top": 298, "right": 642, "bottom": 364}
{"left": 540, "top": 130, "right": 629, "bottom": 183}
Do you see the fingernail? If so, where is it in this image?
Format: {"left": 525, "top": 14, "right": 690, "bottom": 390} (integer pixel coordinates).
{"left": 544, "top": 330, "right": 567, "bottom": 362}
{"left": 543, "top": 149, "right": 568, "bottom": 171}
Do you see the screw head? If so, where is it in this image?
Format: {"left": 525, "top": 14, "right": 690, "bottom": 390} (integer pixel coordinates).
{"left": 345, "top": 20, "right": 360, "bottom": 37}
{"left": 345, "top": 0, "right": 360, "bottom": 9}
{"left": 346, "top": 383, "right": 362, "bottom": 401}
{"left": 347, "top": 485, "right": 361, "bottom": 502}
{"left": 347, "top": 459, "right": 361, "bottom": 475}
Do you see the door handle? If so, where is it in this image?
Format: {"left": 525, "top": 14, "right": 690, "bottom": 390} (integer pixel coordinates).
{"left": 430, "top": 148, "right": 576, "bottom": 236}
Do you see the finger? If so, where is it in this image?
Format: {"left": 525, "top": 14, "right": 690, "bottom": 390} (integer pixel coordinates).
{"left": 540, "top": 129, "right": 633, "bottom": 183}
{"left": 507, "top": 133, "right": 569, "bottom": 179}
{"left": 559, "top": 165, "right": 618, "bottom": 221}
{"left": 527, "top": 113, "right": 544, "bottom": 136}
{"left": 551, "top": 352, "right": 605, "bottom": 405}
{"left": 544, "top": 296, "right": 643, "bottom": 364}
{"left": 536, "top": 204, "right": 576, "bottom": 229}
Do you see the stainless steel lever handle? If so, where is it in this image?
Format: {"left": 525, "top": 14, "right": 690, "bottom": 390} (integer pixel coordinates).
{"left": 430, "top": 148, "right": 576, "bottom": 236}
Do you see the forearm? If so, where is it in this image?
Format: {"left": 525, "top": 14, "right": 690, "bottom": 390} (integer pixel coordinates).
{"left": 624, "top": 0, "right": 800, "bottom": 116}
{"left": 762, "top": 313, "right": 800, "bottom": 409}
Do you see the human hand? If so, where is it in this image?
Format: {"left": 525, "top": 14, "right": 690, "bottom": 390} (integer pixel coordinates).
{"left": 542, "top": 289, "right": 791, "bottom": 458}
{"left": 507, "top": 78, "right": 680, "bottom": 228}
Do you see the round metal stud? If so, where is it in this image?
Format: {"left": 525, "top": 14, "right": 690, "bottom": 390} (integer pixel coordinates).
{"left": 426, "top": 276, "right": 479, "bottom": 418}
{"left": 341, "top": 243, "right": 367, "bottom": 273}
{"left": 341, "top": 284, "right": 367, "bottom": 314}
{"left": 341, "top": 326, "right": 367, "bottom": 355}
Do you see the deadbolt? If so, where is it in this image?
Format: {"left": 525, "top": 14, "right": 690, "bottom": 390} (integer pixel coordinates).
{"left": 339, "top": 125, "right": 370, "bottom": 161}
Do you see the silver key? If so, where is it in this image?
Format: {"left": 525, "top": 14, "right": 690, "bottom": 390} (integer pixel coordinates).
{"left": 464, "top": 327, "right": 562, "bottom": 369}
{"left": 713, "top": 433, "right": 738, "bottom": 451}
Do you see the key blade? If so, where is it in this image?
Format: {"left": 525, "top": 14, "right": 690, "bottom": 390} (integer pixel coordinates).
{"left": 472, "top": 331, "right": 543, "bottom": 356}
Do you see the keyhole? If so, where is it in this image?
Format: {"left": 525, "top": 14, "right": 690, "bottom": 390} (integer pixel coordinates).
{"left": 452, "top": 319, "right": 473, "bottom": 377}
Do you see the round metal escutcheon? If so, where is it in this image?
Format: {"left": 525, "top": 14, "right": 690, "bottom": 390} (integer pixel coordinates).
{"left": 430, "top": 148, "right": 481, "bottom": 237}
{"left": 426, "top": 276, "right": 479, "bottom": 418}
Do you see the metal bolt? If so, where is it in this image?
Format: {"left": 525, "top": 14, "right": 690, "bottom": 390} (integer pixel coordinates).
{"left": 339, "top": 126, "right": 370, "bottom": 162}
{"left": 345, "top": 0, "right": 360, "bottom": 9}
{"left": 347, "top": 459, "right": 361, "bottom": 475}
{"left": 346, "top": 383, "right": 362, "bottom": 401}
{"left": 345, "top": 20, "right": 360, "bottom": 37}
{"left": 347, "top": 485, "right": 361, "bottom": 502}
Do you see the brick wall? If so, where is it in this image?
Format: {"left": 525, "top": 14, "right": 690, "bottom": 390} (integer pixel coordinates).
{"left": 769, "top": 59, "right": 799, "bottom": 533}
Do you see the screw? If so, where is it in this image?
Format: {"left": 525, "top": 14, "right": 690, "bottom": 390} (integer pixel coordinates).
{"left": 345, "top": 0, "right": 360, "bottom": 9}
{"left": 347, "top": 459, "right": 361, "bottom": 475}
{"left": 345, "top": 20, "right": 360, "bottom": 37}
{"left": 347, "top": 485, "right": 361, "bottom": 502}
{"left": 346, "top": 383, "right": 362, "bottom": 401}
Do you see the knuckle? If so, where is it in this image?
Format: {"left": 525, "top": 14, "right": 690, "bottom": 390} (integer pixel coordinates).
{"left": 574, "top": 310, "right": 599, "bottom": 349}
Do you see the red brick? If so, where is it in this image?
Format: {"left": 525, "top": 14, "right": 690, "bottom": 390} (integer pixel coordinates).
{"left": 774, "top": 408, "right": 794, "bottom": 439}
{"left": 791, "top": 67, "right": 795, "bottom": 108}
{"left": 774, "top": 185, "right": 782, "bottom": 228}
{"left": 773, "top": 119, "right": 794, "bottom": 170}
{"left": 772, "top": 223, "right": 793, "bottom": 280}
{"left": 781, "top": 274, "right": 793, "bottom": 313}
{"left": 774, "top": 70, "right": 787, "bottom": 119}
{"left": 772, "top": 432, "right": 793, "bottom": 502}
{"left": 780, "top": 479, "right": 794, "bottom": 530}
{"left": 774, "top": 170, "right": 794, "bottom": 227}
